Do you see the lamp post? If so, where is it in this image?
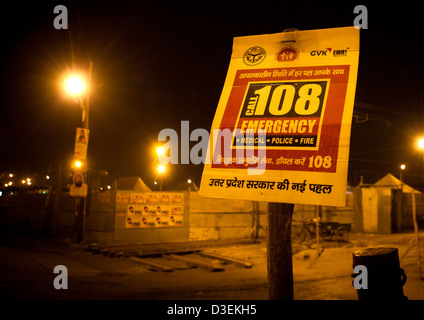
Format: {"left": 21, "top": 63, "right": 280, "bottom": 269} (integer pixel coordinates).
{"left": 63, "top": 62, "right": 93, "bottom": 129}
{"left": 400, "top": 164, "right": 406, "bottom": 182}
{"left": 415, "top": 138, "right": 424, "bottom": 278}
{"left": 417, "top": 137, "right": 424, "bottom": 184}
{"left": 153, "top": 145, "right": 167, "bottom": 191}
{"left": 63, "top": 61, "right": 93, "bottom": 244}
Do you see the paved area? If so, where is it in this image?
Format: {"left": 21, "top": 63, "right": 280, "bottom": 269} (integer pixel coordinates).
{"left": 1, "top": 232, "right": 423, "bottom": 301}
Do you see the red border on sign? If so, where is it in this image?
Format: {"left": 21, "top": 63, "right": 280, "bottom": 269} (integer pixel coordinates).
{"left": 212, "top": 65, "right": 350, "bottom": 173}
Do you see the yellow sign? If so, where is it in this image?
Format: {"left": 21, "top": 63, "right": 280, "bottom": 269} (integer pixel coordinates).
{"left": 199, "top": 27, "right": 359, "bottom": 206}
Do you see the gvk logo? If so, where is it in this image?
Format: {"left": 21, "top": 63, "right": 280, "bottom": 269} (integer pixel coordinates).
{"left": 310, "top": 49, "right": 331, "bottom": 56}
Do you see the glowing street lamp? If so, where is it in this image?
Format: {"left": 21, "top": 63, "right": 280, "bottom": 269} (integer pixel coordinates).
{"left": 157, "top": 165, "right": 166, "bottom": 191}
{"left": 416, "top": 137, "right": 424, "bottom": 186}
{"left": 418, "top": 138, "right": 424, "bottom": 151}
{"left": 62, "top": 62, "right": 93, "bottom": 244}
{"left": 74, "top": 160, "right": 82, "bottom": 168}
{"left": 62, "top": 66, "right": 92, "bottom": 128}
{"left": 158, "top": 164, "right": 166, "bottom": 174}
{"left": 400, "top": 164, "right": 406, "bottom": 184}
{"left": 156, "top": 146, "right": 165, "bottom": 157}
{"left": 63, "top": 74, "right": 86, "bottom": 97}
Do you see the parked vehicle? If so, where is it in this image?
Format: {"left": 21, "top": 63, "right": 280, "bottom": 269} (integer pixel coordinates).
{"left": 292, "top": 218, "right": 351, "bottom": 242}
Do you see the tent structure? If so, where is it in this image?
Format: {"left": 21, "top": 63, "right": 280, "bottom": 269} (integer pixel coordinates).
{"left": 117, "top": 177, "right": 151, "bottom": 191}
{"left": 358, "top": 173, "right": 421, "bottom": 233}
{"left": 374, "top": 173, "right": 420, "bottom": 194}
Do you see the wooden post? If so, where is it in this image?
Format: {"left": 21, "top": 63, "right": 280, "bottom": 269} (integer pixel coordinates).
{"left": 412, "top": 190, "right": 422, "bottom": 279}
{"left": 396, "top": 190, "right": 403, "bottom": 233}
{"left": 267, "top": 202, "right": 294, "bottom": 300}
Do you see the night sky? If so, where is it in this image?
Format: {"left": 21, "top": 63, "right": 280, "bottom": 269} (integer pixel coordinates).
{"left": 1, "top": 1, "right": 423, "bottom": 189}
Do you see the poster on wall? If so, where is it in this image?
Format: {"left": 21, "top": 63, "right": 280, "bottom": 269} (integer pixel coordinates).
{"left": 199, "top": 27, "right": 360, "bottom": 206}
{"left": 125, "top": 192, "right": 184, "bottom": 228}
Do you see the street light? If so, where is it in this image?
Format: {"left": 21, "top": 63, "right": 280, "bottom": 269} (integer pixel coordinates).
{"left": 158, "top": 164, "right": 166, "bottom": 174}
{"left": 62, "top": 62, "right": 93, "bottom": 244}
{"left": 63, "top": 65, "right": 92, "bottom": 128}
{"left": 156, "top": 146, "right": 165, "bottom": 157}
{"left": 400, "top": 164, "right": 406, "bottom": 185}
{"left": 63, "top": 75, "right": 86, "bottom": 97}
{"left": 156, "top": 165, "right": 166, "bottom": 191}
{"left": 416, "top": 137, "right": 424, "bottom": 190}
{"left": 418, "top": 138, "right": 424, "bottom": 150}
{"left": 74, "top": 160, "right": 82, "bottom": 168}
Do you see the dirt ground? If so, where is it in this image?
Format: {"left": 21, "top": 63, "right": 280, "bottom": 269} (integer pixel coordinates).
{"left": 1, "top": 231, "right": 423, "bottom": 301}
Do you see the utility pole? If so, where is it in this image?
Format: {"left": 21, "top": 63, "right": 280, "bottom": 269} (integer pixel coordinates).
{"left": 71, "top": 61, "right": 93, "bottom": 244}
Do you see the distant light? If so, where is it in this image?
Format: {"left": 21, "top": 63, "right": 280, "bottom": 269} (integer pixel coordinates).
{"left": 154, "top": 181, "right": 158, "bottom": 185}
{"left": 4, "top": 183, "right": 8, "bottom": 187}
{"left": 27, "top": 181, "right": 32, "bottom": 185}
{"left": 156, "top": 146, "right": 165, "bottom": 156}
{"left": 42, "top": 190, "right": 46, "bottom": 194}
{"left": 9, "top": 173, "right": 13, "bottom": 178}
{"left": 8, "top": 181, "right": 12, "bottom": 186}
{"left": 158, "top": 165, "right": 165, "bottom": 174}
{"left": 22, "top": 180, "right": 26, "bottom": 184}
{"left": 400, "top": 164, "right": 406, "bottom": 170}
{"left": 187, "top": 179, "right": 192, "bottom": 184}
{"left": 26, "top": 178, "right": 31, "bottom": 182}
{"left": 75, "top": 160, "right": 82, "bottom": 168}
{"left": 46, "top": 175, "right": 50, "bottom": 180}
{"left": 107, "top": 185, "right": 111, "bottom": 190}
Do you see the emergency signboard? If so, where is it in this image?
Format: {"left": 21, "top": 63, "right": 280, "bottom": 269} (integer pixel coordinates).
{"left": 199, "top": 26, "right": 359, "bottom": 206}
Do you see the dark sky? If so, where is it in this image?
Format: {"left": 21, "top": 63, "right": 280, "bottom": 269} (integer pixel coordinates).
{"left": 0, "top": 1, "right": 423, "bottom": 188}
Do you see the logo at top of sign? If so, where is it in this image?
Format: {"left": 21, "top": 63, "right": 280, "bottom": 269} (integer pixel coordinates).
{"left": 276, "top": 47, "right": 299, "bottom": 62}
{"left": 243, "top": 46, "right": 266, "bottom": 66}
